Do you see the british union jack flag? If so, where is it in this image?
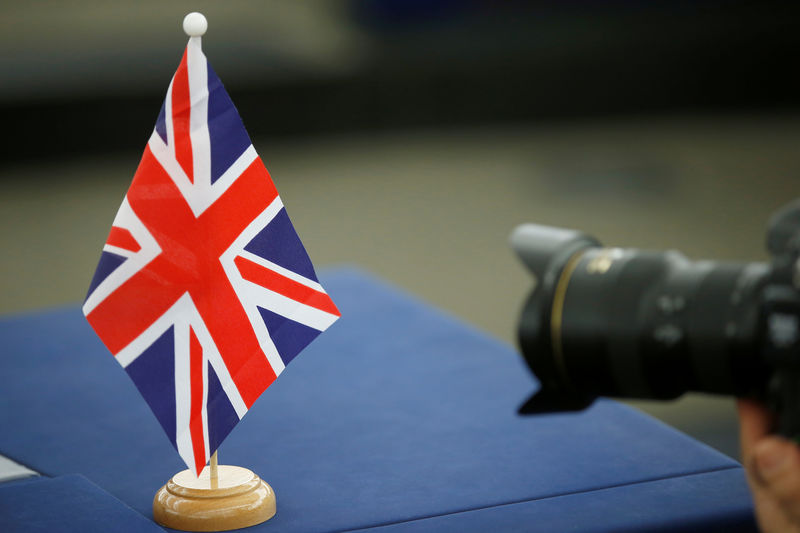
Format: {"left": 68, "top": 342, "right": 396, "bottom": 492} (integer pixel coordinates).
{"left": 83, "top": 36, "right": 340, "bottom": 476}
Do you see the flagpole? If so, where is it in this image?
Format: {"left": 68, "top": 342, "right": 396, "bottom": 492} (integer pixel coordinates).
{"left": 210, "top": 451, "right": 218, "bottom": 489}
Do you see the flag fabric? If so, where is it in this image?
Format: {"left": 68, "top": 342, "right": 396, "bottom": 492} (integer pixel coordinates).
{"left": 83, "top": 35, "right": 340, "bottom": 476}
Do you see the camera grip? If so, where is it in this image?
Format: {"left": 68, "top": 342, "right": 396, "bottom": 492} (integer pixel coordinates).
{"left": 769, "top": 372, "right": 800, "bottom": 442}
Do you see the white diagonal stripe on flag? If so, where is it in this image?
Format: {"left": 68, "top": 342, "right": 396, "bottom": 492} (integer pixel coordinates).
{"left": 83, "top": 198, "right": 161, "bottom": 316}
{"left": 238, "top": 249, "right": 326, "bottom": 293}
{"left": 239, "top": 280, "right": 339, "bottom": 332}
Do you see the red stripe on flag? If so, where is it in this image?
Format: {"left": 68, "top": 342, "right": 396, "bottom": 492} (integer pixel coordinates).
{"left": 172, "top": 49, "right": 194, "bottom": 181}
{"left": 234, "top": 256, "right": 341, "bottom": 316}
{"left": 189, "top": 327, "right": 206, "bottom": 475}
{"left": 117, "top": 148, "right": 279, "bottom": 407}
{"left": 106, "top": 226, "right": 141, "bottom": 253}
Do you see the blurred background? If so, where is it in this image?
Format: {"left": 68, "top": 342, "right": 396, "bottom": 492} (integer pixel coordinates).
{"left": 2, "top": 1, "right": 800, "bottom": 459}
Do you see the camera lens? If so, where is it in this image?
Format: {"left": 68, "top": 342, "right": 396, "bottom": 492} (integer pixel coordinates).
{"left": 513, "top": 225, "right": 771, "bottom": 414}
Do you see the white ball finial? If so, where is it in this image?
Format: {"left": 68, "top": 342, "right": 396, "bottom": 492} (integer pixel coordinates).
{"left": 183, "top": 12, "right": 207, "bottom": 37}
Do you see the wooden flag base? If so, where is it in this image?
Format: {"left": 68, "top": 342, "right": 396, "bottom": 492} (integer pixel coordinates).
{"left": 153, "top": 464, "right": 275, "bottom": 531}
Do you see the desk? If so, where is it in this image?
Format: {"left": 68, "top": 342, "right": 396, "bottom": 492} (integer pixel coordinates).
{"left": 0, "top": 268, "right": 756, "bottom": 532}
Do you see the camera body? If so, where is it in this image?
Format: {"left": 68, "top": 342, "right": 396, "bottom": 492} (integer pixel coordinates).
{"left": 513, "top": 200, "right": 800, "bottom": 438}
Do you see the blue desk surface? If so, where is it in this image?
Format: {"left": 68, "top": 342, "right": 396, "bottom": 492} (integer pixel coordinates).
{"left": 0, "top": 268, "right": 756, "bottom": 532}
{"left": 0, "top": 475, "right": 164, "bottom": 533}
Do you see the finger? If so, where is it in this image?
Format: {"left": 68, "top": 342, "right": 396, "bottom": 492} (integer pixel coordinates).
{"left": 753, "top": 436, "right": 800, "bottom": 520}
{"left": 737, "top": 398, "right": 774, "bottom": 462}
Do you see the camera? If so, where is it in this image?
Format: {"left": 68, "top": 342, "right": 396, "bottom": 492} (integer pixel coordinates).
{"left": 512, "top": 200, "right": 800, "bottom": 438}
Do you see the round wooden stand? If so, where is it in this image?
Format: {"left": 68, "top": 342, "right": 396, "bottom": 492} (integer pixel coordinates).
{"left": 153, "top": 465, "right": 275, "bottom": 531}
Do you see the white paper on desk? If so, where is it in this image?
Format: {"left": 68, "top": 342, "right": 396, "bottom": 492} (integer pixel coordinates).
{"left": 0, "top": 454, "right": 38, "bottom": 483}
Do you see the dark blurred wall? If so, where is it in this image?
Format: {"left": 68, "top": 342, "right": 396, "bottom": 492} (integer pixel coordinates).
{"left": 2, "top": 1, "right": 799, "bottom": 166}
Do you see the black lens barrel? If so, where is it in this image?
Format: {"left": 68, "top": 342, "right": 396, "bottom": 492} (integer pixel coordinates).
{"left": 515, "top": 229, "right": 772, "bottom": 413}
{"left": 559, "top": 249, "right": 770, "bottom": 400}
